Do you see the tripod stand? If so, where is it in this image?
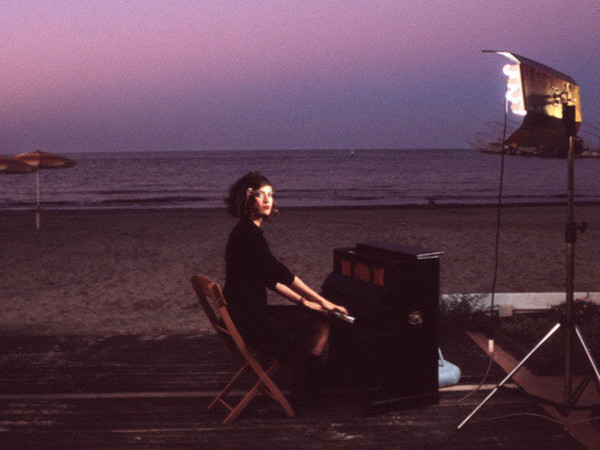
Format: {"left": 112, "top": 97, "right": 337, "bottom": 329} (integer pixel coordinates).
{"left": 458, "top": 104, "right": 600, "bottom": 430}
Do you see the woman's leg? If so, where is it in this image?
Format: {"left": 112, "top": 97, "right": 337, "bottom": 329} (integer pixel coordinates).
{"left": 307, "top": 315, "right": 330, "bottom": 356}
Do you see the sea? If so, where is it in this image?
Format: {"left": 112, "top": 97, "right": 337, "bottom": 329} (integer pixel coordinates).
{"left": 1, "top": 148, "right": 599, "bottom": 211}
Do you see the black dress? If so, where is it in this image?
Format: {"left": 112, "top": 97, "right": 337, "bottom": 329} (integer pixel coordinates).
{"left": 223, "top": 218, "right": 319, "bottom": 359}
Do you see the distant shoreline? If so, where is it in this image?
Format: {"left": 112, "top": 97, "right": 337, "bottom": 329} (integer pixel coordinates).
{"left": 2, "top": 200, "right": 599, "bottom": 217}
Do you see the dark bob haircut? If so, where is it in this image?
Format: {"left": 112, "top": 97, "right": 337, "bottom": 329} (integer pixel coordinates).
{"left": 224, "top": 172, "right": 278, "bottom": 221}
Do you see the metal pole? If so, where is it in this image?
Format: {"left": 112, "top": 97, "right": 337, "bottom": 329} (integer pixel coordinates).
{"left": 564, "top": 135, "right": 575, "bottom": 407}
{"left": 36, "top": 169, "right": 41, "bottom": 231}
{"left": 575, "top": 325, "right": 600, "bottom": 385}
{"left": 457, "top": 323, "right": 561, "bottom": 429}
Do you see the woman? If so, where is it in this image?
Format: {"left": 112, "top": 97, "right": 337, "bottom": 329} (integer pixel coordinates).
{"left": 223, "top": 172, "right": 348, "bottom": 404}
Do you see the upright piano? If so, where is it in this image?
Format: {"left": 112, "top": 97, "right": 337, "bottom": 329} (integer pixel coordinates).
{"left": 322, "top": 241, "right": 442, "bottom": 411}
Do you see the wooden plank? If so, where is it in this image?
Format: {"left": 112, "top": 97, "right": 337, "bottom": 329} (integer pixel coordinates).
{"left": 0, "top": 393, "right": 585, "bottom": 449}
{"left": 0, "top": 332, "right": 588, "bottom": 449}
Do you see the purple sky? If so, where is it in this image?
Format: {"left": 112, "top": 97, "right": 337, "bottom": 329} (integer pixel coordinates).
{"left": 2, "top": 1, "right": 599, "bottom": 153}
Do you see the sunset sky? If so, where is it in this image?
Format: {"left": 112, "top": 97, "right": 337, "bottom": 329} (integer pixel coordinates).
{"left": 2, "top": 1, "right": 599, "bottom": 153}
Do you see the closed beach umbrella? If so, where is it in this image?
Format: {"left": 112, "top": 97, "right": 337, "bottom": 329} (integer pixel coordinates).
{"left": 0, "top": 156, "right": 34, "bottom": 174}
{"left": 12, "top": 150, "right": 76, "bottom": 230}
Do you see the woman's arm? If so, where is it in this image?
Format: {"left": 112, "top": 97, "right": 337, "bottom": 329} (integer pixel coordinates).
{"left": 275, "top": 276, "right": 348, "bottom": 315}
{"left": 273, "top": 281, "right": 325, "bottom": 312}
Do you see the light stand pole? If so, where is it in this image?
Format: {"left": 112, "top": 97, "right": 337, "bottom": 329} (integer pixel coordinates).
{"left": 562, "top": 103, "right": 600, "bottom": 413}
{"left": 564, "top": 108, "right": 577, "bottom": 409}
{"left": 458, "top": 100, "right": 600, "bottom": 430}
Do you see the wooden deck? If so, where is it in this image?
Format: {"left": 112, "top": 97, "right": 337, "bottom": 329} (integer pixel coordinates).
{"left": 0, "top": 332, "right": 592, "bottom": 449}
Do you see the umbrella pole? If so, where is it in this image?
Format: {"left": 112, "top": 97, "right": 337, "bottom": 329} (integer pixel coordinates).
{"left": 36, "top": 169, "right": 41, "bottom": 231}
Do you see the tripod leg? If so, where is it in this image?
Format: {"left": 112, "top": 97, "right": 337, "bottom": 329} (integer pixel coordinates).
{"left": 457, "top": 322, "right": 561, "bottom": 430}
{"left": 574, "top": 324, "right": 600, "bottom": 386}
{"left": 569, "top": 375, "right": 592, "bottom": 406}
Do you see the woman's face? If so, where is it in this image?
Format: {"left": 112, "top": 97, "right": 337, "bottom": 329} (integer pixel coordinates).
{"left": 251, "top": 185, "right": 275, "bottom": 218}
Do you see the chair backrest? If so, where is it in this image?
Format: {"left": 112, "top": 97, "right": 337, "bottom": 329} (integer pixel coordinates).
{"left": 189, "top": 274, "right": 248, "bottom": 353}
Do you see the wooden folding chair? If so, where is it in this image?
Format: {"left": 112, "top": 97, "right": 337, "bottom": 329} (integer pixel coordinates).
{"left": 189, "top": 274, "right": 295, "bottom": 424}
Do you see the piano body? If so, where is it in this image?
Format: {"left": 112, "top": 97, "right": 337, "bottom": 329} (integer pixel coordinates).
{"left": 322, "top": 241, "right": 442, "bottom": 411}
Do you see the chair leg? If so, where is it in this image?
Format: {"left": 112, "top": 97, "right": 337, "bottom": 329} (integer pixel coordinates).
{"left": 223, "top": 373, "right": 267, "bottom": 424}
{"left": 256, "top": 362, "right": 295, "bottom": 417}
{"left": 222, "top": 360, "right": 295, "bottom": 424}
{"left": 260, "top": 376, "right": 295, "bottom": 418}
{"left": 208, "top": 362, "right": 250, "bottom": 411}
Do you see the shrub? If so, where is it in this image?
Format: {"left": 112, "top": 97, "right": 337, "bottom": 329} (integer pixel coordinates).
{"left": 439, "top": 293, "right": 489, "bottom": 336}
{"left": 498, "top": 299, "right": 600, "bottom": 376}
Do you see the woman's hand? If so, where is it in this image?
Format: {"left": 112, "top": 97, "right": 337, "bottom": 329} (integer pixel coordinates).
{"left": 286, "top": 277, "right": 349, "bottom": 315}
{"left": 320, "top": 299, "right": 349, "bottom": 315}
{"left": 300, "top": 297, "right": 348, "bottom": 316}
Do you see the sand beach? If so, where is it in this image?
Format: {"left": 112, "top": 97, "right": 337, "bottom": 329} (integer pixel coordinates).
{"left": 1, "top": 204, "right": 599, "bottom": 336}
